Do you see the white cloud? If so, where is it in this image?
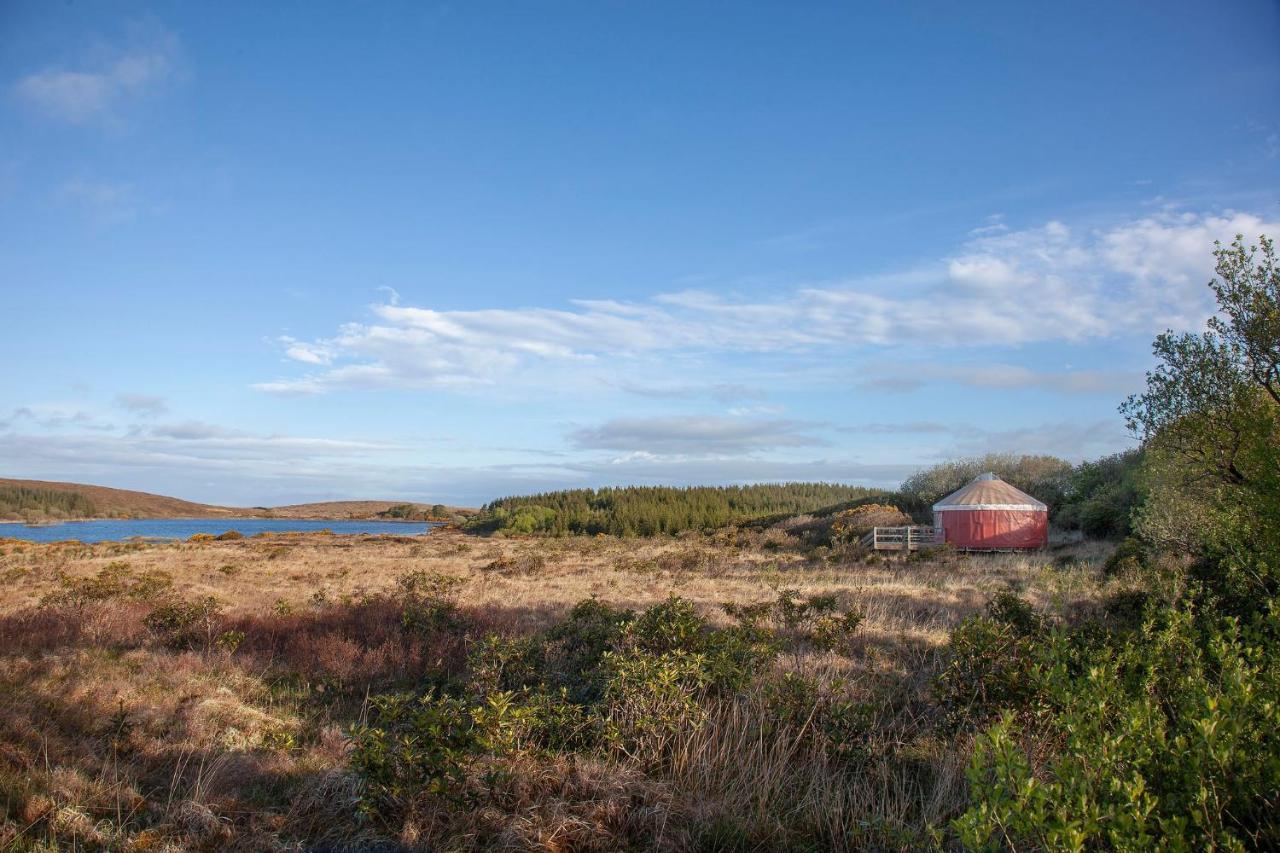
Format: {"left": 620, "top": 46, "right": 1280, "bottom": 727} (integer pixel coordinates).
{"left": 257, "top": 208, "right": 1279, "bottom": 396}
{"left": 569, "top": 415, "right": 827, "bottom": 456}
{"left": 12, "top": 25, "right": 180, "bottom": 125}
{"left": 279, "top": 336, "right": 334, "bottom": 366}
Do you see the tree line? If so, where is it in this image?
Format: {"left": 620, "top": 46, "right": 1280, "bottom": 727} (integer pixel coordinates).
{"left": 0, "top": 486, "right": 96, "bottom": 521}
{"left": 467, "top": 483, "right": 882, "bottom": 536}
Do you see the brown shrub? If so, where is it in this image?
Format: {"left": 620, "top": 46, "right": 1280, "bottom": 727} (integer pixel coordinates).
{"left": 831, "top": 504, "right": 913, "bottom": 540}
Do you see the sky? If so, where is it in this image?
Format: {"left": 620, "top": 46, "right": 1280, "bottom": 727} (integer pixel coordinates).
{"left": 2, "top": 1, "right": 1279, "bottom": 507}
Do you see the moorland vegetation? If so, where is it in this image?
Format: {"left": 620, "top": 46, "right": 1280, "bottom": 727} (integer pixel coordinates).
{"left": 0, "top": 234, "right": 1276, "bottom": 850}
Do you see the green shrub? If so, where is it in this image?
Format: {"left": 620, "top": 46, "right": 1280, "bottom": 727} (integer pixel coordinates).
{"left": 216, "top": 629, "right": 245, "bottom": 654}
{"left": 600, "top": 648, "right": 711, "bottom": 763}
{"left": 544, "top": 598, "right": 634, "bottom": 702}
{"left": 937, "top": 593, "right": 1047, "bottom": 730}
{"left": 468, "top": 633, "right": 545, "bottom": 696}
{"left": 1104, "top": 536, "right": 1147, "bottom": 577}
{"left": 349, "top": 692, "right": 482, "bottom": 818}
{"left": 144, "top": 596, "right": 223, "bottom": 650}
{"left": 395, "top": 570, "right": 464, "bottom": 635}
{"left": 985, "top": 590, "right": 1043, "bottom": 635}
{"left": 624, "top": 596, "right": 776, "bottom": 694}
{"left": 956, "top": 607, "right": 1280, "bottom": 850}
{"left": 723, "top": 588, "right": 863, "bottom": 655}
{"left": 627, "top": 595, "right": 706, "bottom": 654}
{"left": 1099, "top": 588, "right": 1155, "bottom": 633}
{"left": 519, "top": 688, "right": 601, "bottom": 751}
{"left": 761, "top": 671, "right": 872, "bottom": 760}
{"left": 811, "top": 609, "right": 864, "bottom": 653}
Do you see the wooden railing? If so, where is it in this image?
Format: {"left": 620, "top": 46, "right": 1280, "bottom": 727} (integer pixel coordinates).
{"left": 860, "top": 525, "right": 943, "bottom": 551}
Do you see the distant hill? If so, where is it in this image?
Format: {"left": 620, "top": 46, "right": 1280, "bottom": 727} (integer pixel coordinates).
{"left": 0, "top": 478, "right": 241, "bottom": 520}
{"left": 265, "top": 501, "right": 474, "bottom": 520}
{"left": 0, "top": 478, "right": 471, "bottom": 522}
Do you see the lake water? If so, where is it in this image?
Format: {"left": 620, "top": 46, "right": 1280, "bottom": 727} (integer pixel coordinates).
{"left": 0, "top": 518, "right": 439, "bottom": 543}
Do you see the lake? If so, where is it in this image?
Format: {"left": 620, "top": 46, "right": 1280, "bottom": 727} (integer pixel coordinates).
{"left": 0, "top": 518, "right": 439, "bottom": 543}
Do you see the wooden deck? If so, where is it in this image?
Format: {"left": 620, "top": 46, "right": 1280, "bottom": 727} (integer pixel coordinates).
{"left": 860, "top": 525, "right": 943, "bottom": 551}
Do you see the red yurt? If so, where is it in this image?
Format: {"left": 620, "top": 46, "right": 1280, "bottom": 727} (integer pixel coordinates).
{"left": 932, "top": 473, "right": 1048, "bottom": 550}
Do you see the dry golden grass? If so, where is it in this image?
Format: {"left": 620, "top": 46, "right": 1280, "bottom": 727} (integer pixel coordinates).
{"left": 0, "top": 530, "right": 1111, "bottom": 627}
{"left": 0, "top": 531, "right": 1116, "bottom": 850}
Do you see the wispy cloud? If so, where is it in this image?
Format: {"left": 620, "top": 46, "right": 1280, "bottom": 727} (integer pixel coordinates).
{"left": 854, "top": 363, "right": 1143, "bottom": 396}
{"left": 942, "top": 420, "right": 1134, "bottom": 461}
{"left": 114, "top": 393, "right": 167, "bottom": 417}
{"left": 835, "top": 417, "right": 1134, "bottom": 463}
{"left": 257, "top": 208, "right": 1278, "bottom": 396}
{"left": 613, "top": 381, "right": 766, "bottom": 402}
{"left": 839, "top": 421, "right": 953, "bottom": 435}
{"left": 570, "top": 416, "right": 827, "bottom": 456}
{"left": 58, "top": 179, "right": 140, "bottom": 224}
{"left": 12, "top": 23, "right": 180, "bottom": 125}
{"left": 1, "top": 405, "right": 114, "bottom": 432}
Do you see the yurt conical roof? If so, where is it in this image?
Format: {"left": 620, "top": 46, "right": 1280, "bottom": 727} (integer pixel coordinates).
{"left": 932, "top": 473, "right": 1047, "bottom": 512}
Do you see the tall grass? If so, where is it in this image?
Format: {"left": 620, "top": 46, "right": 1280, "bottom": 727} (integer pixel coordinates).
{"left": 0, "top": 532, "right": 1112, "bottom": 850}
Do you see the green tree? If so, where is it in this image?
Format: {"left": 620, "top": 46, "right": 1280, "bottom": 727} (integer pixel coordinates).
{"left": 1121, "top": 233, "right": 1280, "bottom": 610}
{"left": 899, "top": 453, "right": 1072, "bottom": 512}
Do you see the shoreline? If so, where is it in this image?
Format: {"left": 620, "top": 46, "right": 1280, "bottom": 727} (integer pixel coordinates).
{"left": 0, "top": 516, "right": 440, "bottom": 525}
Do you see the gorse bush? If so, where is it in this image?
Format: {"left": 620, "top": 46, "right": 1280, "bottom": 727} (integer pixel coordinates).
{"left": 829, "top": 503, "right": 913, "bottom": 541}
{"left": 41, "top": 562, "right": 173, "bottom": 613}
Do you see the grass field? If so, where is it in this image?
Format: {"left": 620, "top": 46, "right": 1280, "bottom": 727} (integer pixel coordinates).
{"left": 0, "top": 529, "right": 1116, "bottom": 850}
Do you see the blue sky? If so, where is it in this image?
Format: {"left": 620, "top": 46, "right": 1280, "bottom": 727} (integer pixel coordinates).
{"left": 2, "top": 1, "right": 1278, "bottom": 506}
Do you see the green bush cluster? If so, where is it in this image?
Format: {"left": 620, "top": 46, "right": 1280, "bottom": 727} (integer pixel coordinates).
{"left": 723, "top": 588, "right": 864, "bottom": 654}
{"left": 349, "top": 594, "right": 788, "bottom": 819}
{"left": 954, "top": 606, "right": 1280, "bottom": 850}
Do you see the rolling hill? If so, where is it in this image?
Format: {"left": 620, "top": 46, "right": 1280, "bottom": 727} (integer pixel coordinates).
{"left": 0, "top": 478, "right": 469, "bottom": 521}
